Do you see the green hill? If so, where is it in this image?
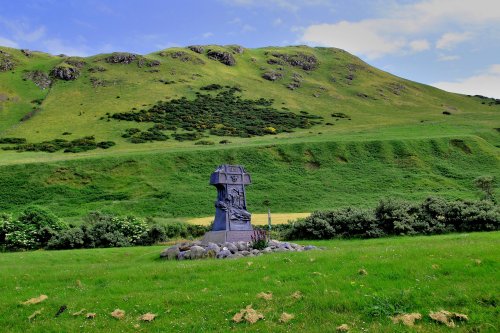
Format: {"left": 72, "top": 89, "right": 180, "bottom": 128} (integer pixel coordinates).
{"left": 0, "top": 45, "right": 498, "bottom": 221}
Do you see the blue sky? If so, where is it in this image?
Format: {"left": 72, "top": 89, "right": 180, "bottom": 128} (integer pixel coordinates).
{"left": 1, "top": 0, "right": 499, "bottom": 98}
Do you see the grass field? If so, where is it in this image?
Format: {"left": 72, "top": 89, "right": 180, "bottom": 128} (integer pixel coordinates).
{"left": 0, "top": 232, "right": 498, "bottom": 332}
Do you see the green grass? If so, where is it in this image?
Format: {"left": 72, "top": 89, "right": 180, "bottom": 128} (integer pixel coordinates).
{"left": 0, "top": 232, "right": 498, "bottom": 332}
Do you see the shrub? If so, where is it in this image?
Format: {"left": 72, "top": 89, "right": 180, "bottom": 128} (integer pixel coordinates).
{"left": 2, "top": 206, "right": 67, "bottom": 250}
{"left": 194, "top": 140, "right": 215, "bottom": 145}
{"left": 284, "top": 197, "right": 499, "bottom": 241}
{"left": 47, "top": 227, "right": 86, "bottom": 249}
{"left": 250, "top": 229, "right": 269, "bottom": 249}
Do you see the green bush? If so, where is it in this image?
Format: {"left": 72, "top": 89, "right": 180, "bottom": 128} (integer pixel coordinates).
{"left": 284, "top": 197, "right": 499, "bottom": 240}
{"left": 2, "top": 206, "right": 67, "bottom": 250}
{"left": 47, "top": 227, "right": 86, "bottom": 249}
{"left": 111, "top": 87, "right": 322, "bottom": 138}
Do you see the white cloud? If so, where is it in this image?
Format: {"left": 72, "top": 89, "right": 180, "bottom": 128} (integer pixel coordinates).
{"left": 437, "top": 54, "right": 460, "bottom": 61}
{"left": 490, "top": 64, "right": 500, "bottom": 74}
{"left": 299, "top": 0, "right": 500, "bottom": 59}
{"left": 202, "top": 32, "right": 214, "bottom": 38}
{"left": 301, "top": 20, "right": 407, "bottom": 59}
{"left": 409, "top": 39, "right": 430, "bottom": 52}
{"left": 0, "top": 36, "right": 18, "bottom": 48}
{"left": 432, "top": 64, "right": 500, "bottom": 98}
{"left": 436, "top": 32, "right": 473, "bottom": 50}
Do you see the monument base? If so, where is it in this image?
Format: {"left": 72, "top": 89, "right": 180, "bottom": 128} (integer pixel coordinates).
{"left": 201, "top": 230, "right": 255, "bottom": 244}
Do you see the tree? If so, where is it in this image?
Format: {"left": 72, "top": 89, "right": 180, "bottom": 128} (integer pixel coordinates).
{"left": 474, "top": 175, "right": 496, "bottom": 202}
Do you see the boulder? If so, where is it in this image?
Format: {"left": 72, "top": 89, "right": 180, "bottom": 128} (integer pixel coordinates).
{"left": 251, "top": 249, "right": 261, "bottom": 255}
{"left": 206, "top": 242, "right": 220, "bottom": 254}
{"left": 21, "top": 49, "right": 32, "bottom": 57}
{"left": 190, "top": 245, "right": 206, "bottom": 259}
{"left": 217, "top": 249, "right": 232, "bottom": 259}
{"left": 262, "top": 71, "right": 283, "bottom": 81}
{"left": 187, "top": 45, "right": 205, "bottom": 54}
{"left": 236, "top": 241, "right": 249, "bottom": 251}
{"left": 239, "top": 250, "right": 251, "bottom": 256}
{"left": 51, "top": 65, "right": 80, "bottom": 80}
{"left": 224, "top": 242, "right": 238, "bottom": 254}
{"left": 177, "top": 250, "right": 189, "bottom": 260}
{"left": 206, "top": 50, "right": 236, "bottom": 66}
{"left": 160, "top": 246, "right": 180, "bottom": 260}
{"left": 304, "top": 245, "right": 317, "bottom": 251}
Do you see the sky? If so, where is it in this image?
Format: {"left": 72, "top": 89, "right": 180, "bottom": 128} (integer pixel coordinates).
{"left": 1, "top": 0, "right": 499, "bottom": 98}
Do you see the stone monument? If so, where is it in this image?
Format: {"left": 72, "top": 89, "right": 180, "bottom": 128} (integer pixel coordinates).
{"left": 202, "top": 164, "right": 255, "bottom": 243}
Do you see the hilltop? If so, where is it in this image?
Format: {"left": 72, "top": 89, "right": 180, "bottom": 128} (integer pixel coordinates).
{"left": 0, "top": 45, "right": 498, "bottom": 221}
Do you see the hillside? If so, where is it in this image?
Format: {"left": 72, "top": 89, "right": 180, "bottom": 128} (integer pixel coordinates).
{"left": 0, "top": 45, "right": 499, "bottom": 220}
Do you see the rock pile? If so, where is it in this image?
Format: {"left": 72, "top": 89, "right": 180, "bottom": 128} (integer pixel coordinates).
{"left": 160, "top": 239, "right": 317, "bottom": 260}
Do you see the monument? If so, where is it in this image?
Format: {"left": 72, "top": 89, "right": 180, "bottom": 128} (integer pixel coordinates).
{"left": 202, "top": 164, "right": 255, "bottom": 243}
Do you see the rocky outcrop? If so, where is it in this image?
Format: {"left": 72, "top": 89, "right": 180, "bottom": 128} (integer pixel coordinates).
{"left": 51, "top": 65, "right": 80, "bottom": 80}
{"left": 268, "top": 52, "right": 318, "bottom": 71}
{"left": 23, "top": 70, "right": 52, "bottom": 89}
{"left": 161, "top": 51, "right": 205, "bottom": 65}
{"left": 187, "top": 45, "right": 205, "bottom": 54}
{"left": 104, "top": 52, "right": 137, "bottom": 64}
{"left": 287, "top": 72, "right": 303, "bottom": 90}
{"left": 207, "top": 50, "right": 236, "bottom": 66}
{"left": 65, "top": 57, "right": 86, "bottom": 68}
{"left": 160, "top": 239, "right": 318, "bottom": 260}
{"left": 21, "top": 49, "right": 32, "bottom": 57}
{"left": 262, "top": 71, "right": 283, "bottom": 81}
{"left": 137, "top": 57, "right": 161, "bottom": 68}
{"left": 0, "top": 51, "right": 15, "bottom": 71}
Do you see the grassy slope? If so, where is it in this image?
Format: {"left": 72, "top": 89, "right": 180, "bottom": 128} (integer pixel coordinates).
{"left": 0, "top": 45, "right": 499, "bottom": 220}
{"left": 0, "top": 136, "right": 498, "bottom": 222}
{"left": 0, "top": 232, "right": 498, "bottom": 332}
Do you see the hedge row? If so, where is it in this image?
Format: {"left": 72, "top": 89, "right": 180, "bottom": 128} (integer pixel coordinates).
{"left": 0, "top": 208, "right": 209, "bottom": 251}
{"left": 282, "top": 197, "right": 499, "bottom": 240}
